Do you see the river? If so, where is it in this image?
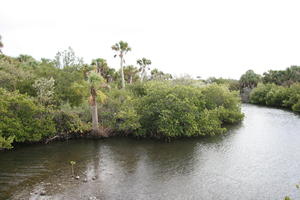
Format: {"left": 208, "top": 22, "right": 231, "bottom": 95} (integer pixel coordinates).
{"left": 1, "top": 104, "right": 300, "bottom": 200}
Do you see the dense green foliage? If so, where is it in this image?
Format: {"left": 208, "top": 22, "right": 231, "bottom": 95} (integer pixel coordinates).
{"left": 239, "top": 67, "right": 300, "bottom": 112}
{"left": 249, "top": 83, "right": 300, "bottom": 112}
{"left": 262, "top": 66, "right": 300, "bottom": 86}
{"left": 97, "top": 82, "right": 244, "bottom": 139}
{"left": 0, "top": 44, "right": 244, "bottom": 149}
{"left": 0, "top": 88, "right": 56, "bottom": 148}
{"left": 0, "top": 52, "right": 92, "bottom": 149}
{"left": 239, "top": 70, "right": 261, "bottom": 89}
{"left": 134, "top": 83, "right": 243, "bottom": 138}
{"left": 206, "top": 77, "right": 240, "bottom": 91}
{"left": 0, "top": 87, "right": 90, "bottom": 149}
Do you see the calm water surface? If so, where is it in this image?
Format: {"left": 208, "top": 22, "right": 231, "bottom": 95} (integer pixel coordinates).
{"left": 1, "top": 104, "right": 300, "bottom": 200}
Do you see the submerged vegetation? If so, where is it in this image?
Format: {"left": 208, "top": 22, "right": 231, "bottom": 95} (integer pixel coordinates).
{"left": 0, "top": 39, "right": 244, "bottom": 149}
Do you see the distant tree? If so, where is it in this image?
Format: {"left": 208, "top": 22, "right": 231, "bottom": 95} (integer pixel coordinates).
{"left": 92, "top": 58, "right": 107, "bottom": 74}
{"left": 262, "top": 70, "right": 286, "bottom": 85}
{"left": 55, "top": 47, "right": 83, "bottom": 69}
{"left": 287, "top": 66, "right": 300, "bottom": 83}
{"left": 112, "top": 41, "right": 131, "bottom": 89}
{"left": 123, "top": 65, "right": 140, "bottom": 84}
{"left": 91, "top": 58, "right": 116, "bottom": 83}
{"left": 239, "top": 70, "right": 261, "bottom": 89}
{"left": 206, "top": 77, "right": 240, "bottom": 91}
{"left": 17, "top": 54, "right": 34, "bottom": 63}
{"left": 137, "top": 57, "right": 151, "bottom": 82}
{"left": 171, "top": 74, "right": 203, "bottom": 86}
{"left": 0, "top": 57, "right": 35, "bottom": 94}
{"left": 263, "top": 66, "right": 300, "bottom": 86}
{"left": 206, "top": 77, "right": 217, "bottom": 84}
{"left": 17, "top": 54, "right": 38, "bottom": 67}
{"left": 40, "top": 58, "right": 55, "bottom": 65}
{"left": 150, "top": 68, "right": 172, "bottom": 81}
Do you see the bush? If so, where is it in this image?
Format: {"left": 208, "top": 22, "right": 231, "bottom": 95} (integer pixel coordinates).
{"left": 201, "top": 84, "right": 244, "bottom": 124}
{"left": 98, "top": 88, "right": 141, "bottom": 134}
{"left": 216, "top": 106, "right": 244, "bottom": 124}
{"left": 283, "top": 83, "right": 300, "bottom": 109}
{"left": 265, "top": 85, "right": 290, "bottom": 107}
{"left": 135, "top": 82, "right": 243, "bottom": 138}
{"left": 292, "top": 100, "right": 300, "bottom": 113}
{"left": 0, "top": 136, "right": 14, "bottom": 149}
{"left": 249, "top": 82, "right": 300, "bottom": 113}
{"left": 0, "top": 88, "right": 56, "bottom": 147}
{"left": 52, "top": 110, "right": 90, "bottom": 135}
{"left": 249, "top": 83, "right": 273, "bottom": 105}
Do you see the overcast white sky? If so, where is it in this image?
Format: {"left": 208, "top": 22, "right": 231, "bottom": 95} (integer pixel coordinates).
{"left": 1, "top": 0, "right": 300, "bottom": 79}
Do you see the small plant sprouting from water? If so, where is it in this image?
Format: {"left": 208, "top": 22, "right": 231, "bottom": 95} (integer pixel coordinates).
{"left": 70, "top": 160, "right": 76, "bottom": 177}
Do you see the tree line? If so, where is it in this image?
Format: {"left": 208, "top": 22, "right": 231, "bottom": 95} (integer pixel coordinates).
{"left": 0, "top": 38, "right": 244, "bottom": 149}
{"left": 239, "top": 67, "right": 300, "bottom": 112}
{"left": 207, "top": 67, "right": 300, "bottom": 113}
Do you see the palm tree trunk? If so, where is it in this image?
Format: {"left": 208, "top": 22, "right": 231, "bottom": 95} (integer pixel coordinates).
{"left": 129, "top": 75, "right": 133, "bottom": 84}
{"left": 91, "top": 103, "right": 98, "bottom": 132}
{"left": 90, "top": 87, "right": 99, "bottom": 133}
{"left": 120, "top": 56, "right": 125, "bottom": 89}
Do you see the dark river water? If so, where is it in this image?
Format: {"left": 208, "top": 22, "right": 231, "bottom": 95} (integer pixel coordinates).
{"left": 1, "top": 104, "right": 300, "bottom": 200}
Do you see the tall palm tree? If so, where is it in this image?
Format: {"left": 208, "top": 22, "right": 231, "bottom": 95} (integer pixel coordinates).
{"left": 112, "top": 41, "right": 131, "bottom": 89}
{"left": 137, "top": 58, "right": 151, "bottom": 82}
{"left": 87, "top": 72, "right": 106, "bottom": 135}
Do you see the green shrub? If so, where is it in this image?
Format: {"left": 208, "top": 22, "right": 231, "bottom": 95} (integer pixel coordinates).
{"left": 98, "top": 88, "right": 141, "bottom": 134}
{"left": 202, "top": 84, "right": 241, "bottom": 110}
{"left": 283, "top": 83, "right": 300, "bottom": 109}
{"left": 0, "top": 136, "right": 14, "bottom": 149}
{"left": 201, "top": 84, "right": 244, "bottom": 124}
{"left": 0, "top": 88, "right": 56, "bottom": 147}
{"left": 265, "top": 85, "right": 289, "bottom": 107}
{"left": 135, "top": 82, "right": 243, "bottom": 138}
{"left": 197, "top": 108, "right": 226, "bottom": 136}
{"left": 292, "top": 100, "right": 300, "bottom": 113}
{"left": 216, "top": 106, "right": 244, "bottom": 124}
{"left": 250, "top": 83, "right": 273, "bottom": 105}
{"left": 52, "top": 110, "right": 90, "bottom": 135}
{"left": 250, "top": 83, "right": 300, "bottom": 113}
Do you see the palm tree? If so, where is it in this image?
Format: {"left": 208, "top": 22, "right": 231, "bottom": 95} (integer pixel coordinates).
{"left": 239, "top": 70, "right": 261, "bottom": 89}
{"left": 112, "top": 41, "right": 131, "bottom": 89}
{"left": 91, "top": 58, "right": 113, "bottom": 82}
{"left": 123, "top": 65, "right": 140, "bottom": 84}
{"left": 137, "top": 58, "right": 151, "bottom": 82}
{"left": 92, "top": 58, "right": 107, "bottom": 74}
{"left": 87, "top": 72, "right": 106, "bottom": 135}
